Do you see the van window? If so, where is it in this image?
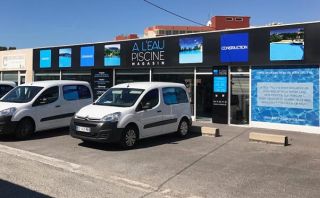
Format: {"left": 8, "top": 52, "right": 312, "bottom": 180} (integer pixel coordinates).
{"left": 34, "top": 86, "right": 59, "bottom": 106}
{"left": 162, "top": 87, "right": 189, "bottom": 105}
{"left": 0, "top": 85, "right": 14, "bottom": 98}
{"left": 95, "top": 88, "right": 144, "bottom": 107}
{"left": 1, "top": 86, "right": 43, "bottom": 103}
{"left": 63, "top": 85, "right": 91, "bottom": 101}
{"left": 139, "top": 89, "right": 159, "bottom": 109}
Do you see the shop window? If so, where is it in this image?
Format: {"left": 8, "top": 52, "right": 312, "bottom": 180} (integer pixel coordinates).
{"left": 3, "top": 72, "right": 18, "bottom": 84}
{"left": 35, "top": 73, "right": 60, "bottom": 81}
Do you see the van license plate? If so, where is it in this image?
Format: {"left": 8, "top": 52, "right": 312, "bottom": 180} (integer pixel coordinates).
{"left": 76, "top": 126, "right": 91, "bottom": 133}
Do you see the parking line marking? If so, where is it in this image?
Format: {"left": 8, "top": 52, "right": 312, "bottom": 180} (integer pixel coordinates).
{"left": 0, "top": 144, "right": 202, "bottom": 198}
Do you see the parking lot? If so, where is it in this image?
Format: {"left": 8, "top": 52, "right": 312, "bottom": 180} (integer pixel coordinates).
{"left": 0, "top": 124, "right": 320, "bottom": 198}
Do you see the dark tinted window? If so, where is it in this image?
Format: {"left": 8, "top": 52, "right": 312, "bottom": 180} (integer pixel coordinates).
{"left": 140, "top": 89, "right": 159, "bottom": 109}
{"left": 1, "top": 86, "right": 43, "bottom": 103}
{"left": 63, "top": 85, "right": 91, "bottom": 101}
{"left": 34, "top": 86, "right": 59, "bottom": 106}
{"left": 176, "top": 87, "right": 189, "bottom": 103}
{"left": 0, "top": 85, "right": 14, "bottom": 98}
{"left": 95, "top": 88, "right": 144, "bottom": 107}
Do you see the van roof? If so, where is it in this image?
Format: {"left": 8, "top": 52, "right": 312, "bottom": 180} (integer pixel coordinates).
{"left": 0, "top": 81, "right": 16, "bottom": 87}
{"left": 22, "top": 80, "right": 90, "bottom": 88}
{"left": 113, "top": 82, "right": 186, "bottom": 90}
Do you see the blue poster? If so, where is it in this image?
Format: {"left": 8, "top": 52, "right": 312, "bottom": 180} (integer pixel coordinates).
{"left": 251, "top": 66, "right": 319, "bottom": 126}
{"left": 59, "top": 48, "right": 72, "bottom": 68}
{"left": 179, "top": 36, "right": 203, "bottom": 64}
{"left": 81, "top": 46, "right": 94, "bottom": 67}
{"left": 104, "top": 44, "right": 120, "bottom": 66}
{"left": 220, "top": 33, "right": 248, "bottom": 63}
{"left": 270, "top": 28, "right": 304, "bottom": 61}
{"left": 40, "top": 49, "right": 51, "bottom": 68}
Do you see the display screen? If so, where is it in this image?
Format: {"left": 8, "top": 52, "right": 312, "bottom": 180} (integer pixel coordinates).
{"left": 80, "top": 46, "right": 94, "bottom": 67}
{"left": 270, "top": 28, "right": 304, "bottom": 61}
{"left": 251, "top": 66, "right": 319, "bottom": 126}
{"left": 59, "top": 48, "right": 72, "bottom": 68}
{"left": 40, "top": 49, "right": 51, "bottom": 68}
{"left": 214, "top": 76, "right": 227, "bottom": 93}
{"left": 104, "top": 44, "right": 120, "bottom": 66}
{"left": 179, "top": 36, "right": 203, "bottom": 64}
{"left": 220, "top": 33, "right": 248, "bottom": 63}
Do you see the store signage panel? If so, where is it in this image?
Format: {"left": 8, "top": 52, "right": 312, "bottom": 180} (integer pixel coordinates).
{"left": 220, "top": 33, "right": 248, "bottom": 63}
{"left": 270, "top": 28, "right": 304, "bottom": 61}
{"left": 179, "top": 36, "right": 203, "bottom": 64}
{"left": 104, "top": 44, "right": 121, "bottom": 67}
{"left": 40, "top": 49, "right": 51, "bottom": 68}
{"left": 91, "top": 69, "right": 113, "bottom": 99}
{"left": 3, "top": 55, "right": 25, "bottom": 69}
{"left": 81, "top": 46, "right": 95, "bottom": 67}
{"left": 212, "top": 66, "right": 229, "bottom": 124}
{"left": 251, "top": 66, "right": 319, "bottom": 126}
{"left": 129, "top": 39, "right": 167, "bottom": 67}
{"left": 59, "top": 48, "right": 72, "bottom": 68}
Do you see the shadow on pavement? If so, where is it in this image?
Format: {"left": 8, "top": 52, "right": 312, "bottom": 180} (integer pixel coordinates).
{"left": 0, "top": 179, "right": 50, "bottom": 197}
{"left": 78, "top": 132, "right": 201, "bottom": 151}
{"left": 0, "top": 127, "right": 69, "bottom": 142}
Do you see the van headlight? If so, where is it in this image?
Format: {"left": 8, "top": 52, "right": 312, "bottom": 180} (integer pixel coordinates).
{"left": 0, "top": 107, "right": 17, "bottom": 117}
{"left": 101, "top": 112, "right": 121, "bottom": 122}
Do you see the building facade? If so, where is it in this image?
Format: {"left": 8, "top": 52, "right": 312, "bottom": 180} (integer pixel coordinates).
{"left": 31, "top": 21, "right": 320, "bottom": 133}
{"left": 0, "top": 48, "right": 33, "bottom": 85}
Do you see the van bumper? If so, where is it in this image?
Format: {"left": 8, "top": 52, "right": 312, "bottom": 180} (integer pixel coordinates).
{"left": 0, "top": 116, "right": 18, "bottom": 134}
{"left": 70, "top": 117, "right": 123, "bottom": 143}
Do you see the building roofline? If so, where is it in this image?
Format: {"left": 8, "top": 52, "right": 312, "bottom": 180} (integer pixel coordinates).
{"left": 33, "top": 20, "right": 320, "bottom": 50}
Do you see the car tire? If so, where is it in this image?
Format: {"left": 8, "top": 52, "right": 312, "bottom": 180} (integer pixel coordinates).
{"left": 15, "top": 118, "right": 35, "bottom": 139}
{"left": 120, "top": 126, "right": 138, "bottom": 149}
{"left": 177, "top": 118, "right": 189, "bottom": 137}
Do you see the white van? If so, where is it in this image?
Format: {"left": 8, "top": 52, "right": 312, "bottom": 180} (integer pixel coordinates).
{"left": 70, "top": 82, "right": 192, "bottom": 148}
{"left": 0, "top": 81, "right": 16, "bottom": 98}
{"left": 0, "top": 80, "right": 93, "bottom": 139}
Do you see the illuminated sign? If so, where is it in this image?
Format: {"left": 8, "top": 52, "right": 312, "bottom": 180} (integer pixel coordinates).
{"left": 40, "top": 49, "right": 51, "bottom": 68}
{"left": 104, "top": 44, "right": 120, "bottom": 66}
{"left": 59, "top": 48, "right": 72, "bottom": 68}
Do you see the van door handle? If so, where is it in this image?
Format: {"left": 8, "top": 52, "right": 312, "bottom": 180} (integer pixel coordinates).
{"left": 55, "top": 105, "right": 61, "bottom": 108}
{"left": 157, "top": 110, "right": 162, "bottom": 113}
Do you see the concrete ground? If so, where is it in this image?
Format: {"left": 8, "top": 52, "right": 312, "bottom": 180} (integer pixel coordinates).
{"left": 0, "top": 123, "right": 319, "bottom": 197}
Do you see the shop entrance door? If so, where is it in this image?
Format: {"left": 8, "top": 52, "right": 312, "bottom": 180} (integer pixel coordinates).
{"left": 230, "top": 74, "right": 249, "bottom": 124}
{"left": 196, "top": 75, "right": 212, "bottom": 121}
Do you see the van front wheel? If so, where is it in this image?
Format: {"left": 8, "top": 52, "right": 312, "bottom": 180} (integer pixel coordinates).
{"left": 15, "top": 118, "right": 34, "bottom": 139}
{"left": 177, "top": 119, "right": 189, "bottom": 137}
{"left": 120, "top": 126, "right": 138, "bottom": 149}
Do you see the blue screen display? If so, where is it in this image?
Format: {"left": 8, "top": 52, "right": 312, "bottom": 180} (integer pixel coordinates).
{"left": 214, "top": 76, "right": 227, "bottom": 93}
{"left": 220, "top": 33, "right": 248, "bottom": 63}
{"left": 40, "top": 49, "right": 51, "bottom": 68}
{"left": 59, "top": 48, "right": 72, "bottom": 68}
{"left": 251, "top": 66, "right": 319, "bottom": 126}
{"left": 81, "top": 46, "right": 94, "bottom": 67}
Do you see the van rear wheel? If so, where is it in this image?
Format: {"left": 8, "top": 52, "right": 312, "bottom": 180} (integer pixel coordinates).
{"left": 120, "top": 126, "right": 138, "bottom": 149}
{"left": 15, "top": 118, "right": 34, "bottom": 139}
{"left": 177, "top": 119, "right": 189, "bottom": 137}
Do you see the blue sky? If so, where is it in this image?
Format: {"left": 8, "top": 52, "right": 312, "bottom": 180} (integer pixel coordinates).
{"left": 1, "top": 0, "right": 319, "bottom": 49}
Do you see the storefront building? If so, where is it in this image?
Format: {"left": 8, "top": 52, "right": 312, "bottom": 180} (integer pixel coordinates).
{"left": 32, "top": 22, "right": 320, "bottom": 133}
{"left": 0, "top": 49, "right": 33, "bottom": 85}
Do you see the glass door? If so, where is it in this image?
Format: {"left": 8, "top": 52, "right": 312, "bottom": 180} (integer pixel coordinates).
{"left": 196, "top": 75, "right": 212, "bottom": 121}
{"left": 230, "top": 74, "right": 249, "bottom": 124}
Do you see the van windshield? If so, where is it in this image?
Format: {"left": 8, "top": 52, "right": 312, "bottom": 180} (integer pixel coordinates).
{"left": 95, "top": 88, "right": 144, "bottom": 107}
{"left": 1, "top": 86, "right": 43, "bottom": 103}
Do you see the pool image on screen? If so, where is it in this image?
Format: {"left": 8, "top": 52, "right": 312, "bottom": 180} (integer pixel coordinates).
{"left": 179, "top": 36, "right": 203, "bottom": 64}
{"left": 104, "top": 44, "right": 120, "bottom": 66}
{"left": 81, "top": 46, "right": 94, "bottom": 67}
{"left": 40, "top": 49, "right": 51, "bottom": 68}
{"left": 59, "top": 48, "right": 72, "bottom": 68}
{"left": 270, "top": 28, "right": 304, "bottom": 61}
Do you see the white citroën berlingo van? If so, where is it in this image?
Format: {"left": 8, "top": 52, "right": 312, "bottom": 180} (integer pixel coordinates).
{"left": 70, "top": 82, "right": 192, "bottom": 148}
{"left": 0, "top": 80, "right": 93, "bottom": 139}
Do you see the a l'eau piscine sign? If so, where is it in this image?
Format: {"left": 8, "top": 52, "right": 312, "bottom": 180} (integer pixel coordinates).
{"left": 131, "top": 39, "right": 166, "bottom": 66}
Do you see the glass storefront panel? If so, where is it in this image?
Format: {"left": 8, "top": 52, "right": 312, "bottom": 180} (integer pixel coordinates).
{"left": 3, "top": 72, "right": 18, "bottom": 84}
{"left": 196, "top": 75, "right": 212, "bottom": 120}
{"left": 34, "top": 73, "right": 60, "bottom": 81}
{"left": 62, "top": 71, "right": 91, "bottom": 83}
{"left": 116, "top": 69, "right": 149, "bottom": 84}
{"left": 230, "top": 74, "right": 249, "bottom": 124}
